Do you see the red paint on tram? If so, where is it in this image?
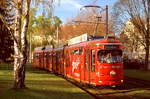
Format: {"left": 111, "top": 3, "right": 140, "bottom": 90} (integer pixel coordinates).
{"left": 33, "top": 37, "right": 124, "bottom": 86}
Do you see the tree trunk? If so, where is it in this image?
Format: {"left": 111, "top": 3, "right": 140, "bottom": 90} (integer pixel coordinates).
{"left": 145, "top": 38, "right": 149, "bottom": 70}
{"left": 13, "top": 0, "right": 25, "bottom": 88}
{"left": 13, "top": 0, "right": 30, "bottom": 89}
{"left": 145, "top": 0, "right": 150, "bottom": 70}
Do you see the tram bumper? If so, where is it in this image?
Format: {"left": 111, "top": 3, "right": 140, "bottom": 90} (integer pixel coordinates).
{"left": 98, "top": 80, "right": 123, "bottom": 85}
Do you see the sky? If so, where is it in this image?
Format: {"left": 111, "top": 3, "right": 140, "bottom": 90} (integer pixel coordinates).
{"left": 53, "top": 0, "right": 117, "bottom": 24}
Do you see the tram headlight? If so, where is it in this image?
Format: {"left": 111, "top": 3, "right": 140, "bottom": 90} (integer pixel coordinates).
{"left": 110, "top": 70, "right": 116, "bottom": 76}
{"left": 98, "top": 81, "right": 102, "bottom": 83}
{"left": 121, "top": 80, "right": 124, "bottom": 83}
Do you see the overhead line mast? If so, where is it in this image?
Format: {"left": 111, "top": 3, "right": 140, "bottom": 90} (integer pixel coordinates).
{"left": 74, "top": 5, "right": 109, "bottom": 37}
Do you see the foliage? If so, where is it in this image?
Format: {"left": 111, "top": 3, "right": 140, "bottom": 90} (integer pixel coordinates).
{"left": 0, "top": 20, "right": 14, "bottom": 62}
{"left": 0, "top": 0, "right": 15, "bottom": 27}
{"left": 27, "top": 8, "right": 37, "bottom": 40}
{"left": 0, "top": 0, "right": 15, "bottom": 62}
{"left": 0, "top": 0, "right": 59, "bottom": 89}
{"left": 28, "top": 0, "right": 62, "bottom": 49}
{"left": 31, "top": 15, "right": 61, "bottom": 47}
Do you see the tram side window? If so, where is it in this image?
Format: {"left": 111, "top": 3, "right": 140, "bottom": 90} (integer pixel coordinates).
{"left": 72, "top": 50, "right": 78, "bottom": 54}
{"left": 48, "top": 53, "right": 51, "bottom": 58}
{"left": 72, "top": 49, "right": 83, "bottom": 55}
{"left": 34, "top": 54, "right": 39, "bottom": 59}
{"left": 79, "top": 49, "right": 83, "bottom": 54}
{"left": 91, "top": 50, "right": 95, "bottom": 72}
{"left": 97, "top": 50, "right": 122, "bottom": 63}
{"left": 33, "top": 54, "right": 36, "bottom": 59}
{"left": 44, "top": 53, "right": 47, "bottom": 57}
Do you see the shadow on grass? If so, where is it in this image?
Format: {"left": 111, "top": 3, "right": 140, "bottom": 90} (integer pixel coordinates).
{"left": 0, "top": 64, "right": 13, "bottom": 70}
{"left": 0, "top": 87, "right": 92, "bottom": 99}
{"left": 0, "top": 63, "right": 51, "bottom": 74}
{"left": 0, "top": 63, "right": 93, "bottom": 99}
{"left": 0, "top": 78, "right": 92, "bottom": 99}
{"left": 98, "top": 95, "right": 150, "bottom": 99}
{"left": 0, "top": 79, "right": 93, "bottom": 99}
{"left": 26, "top": 80, "right": 77, "bottom": 89}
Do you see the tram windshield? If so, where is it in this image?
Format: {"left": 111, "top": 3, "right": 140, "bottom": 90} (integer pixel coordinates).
{"left": 97, "top": 50, "right": 122, "bottom": 63}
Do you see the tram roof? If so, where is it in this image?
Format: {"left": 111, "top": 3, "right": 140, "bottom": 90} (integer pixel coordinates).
{"left": 67, "top": 38, "right": 121, "bottom": 48}
{"left": 34, "top": 47, "right": 43, "bottom": 52}
{"left": 34, "top": 46, "right": 53, "bottom": 52}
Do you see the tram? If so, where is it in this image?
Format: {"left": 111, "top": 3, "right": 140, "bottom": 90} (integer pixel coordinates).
{"left": 33, "top": 35, "right": 124, "bottom": 86}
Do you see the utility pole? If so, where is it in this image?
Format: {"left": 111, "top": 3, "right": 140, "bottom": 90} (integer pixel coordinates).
{"left": 56, "top": 26, "right": 59, "bottom": 47}
{"left": 75, "top": 4, "right": 109, "bottom": 36}
{"left": 29, "top": 31, "right": 32, "bottom": 63}
{"left": 106, "top": 5, "right": 109, "bottom": 36}
{"left": 93, "top": 16, "right": 102, "bottom": 36}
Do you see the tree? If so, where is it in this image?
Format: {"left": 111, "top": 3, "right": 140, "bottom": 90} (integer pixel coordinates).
{"left": 112, "top": 0, "right": 150, "bottom": 70}
{"left": 13, "top": 0, "right": 31, "bottom": 88}
{"left": 27, "top": 8, "right": 37, "bottom": 61}
{"left": 0, "top": 0, "right": 14, "bottom": 62}
{"left": 29, "top": 0, "right": 61, "bottom": 49}
{"left": 0, "top": 0, "right": 31, "bottom": 88}
{"left": 32, "top": 15, "right": 56, "bottom": 47}
{"left": 0, "top": 19, "right": 14, "bottom": 62}
{"left": 0, "top": 0, "right": 55, "bottom": 89}
{"left": 53, "top": 16, "right": 62, "bottom": 47}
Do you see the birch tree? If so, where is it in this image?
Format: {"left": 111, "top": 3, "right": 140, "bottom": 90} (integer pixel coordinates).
{"left": 1, "top": 0, "right": 55, "bottom": 88}
{"left": 12, "top": 0, "right": 31, "bottom": 88}
{"left": 112, "top": 0, "right": 150, "bottom": 70}
{"left": 13, "top": 0, "right": 55, "bottom": 88}
{"left": 0, "top": 0, "right": 31, "bottom": 88}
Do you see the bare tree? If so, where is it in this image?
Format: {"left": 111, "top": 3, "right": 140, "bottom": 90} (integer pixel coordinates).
{"left": 112, "top": 0, "right": 150, "bottom": 70}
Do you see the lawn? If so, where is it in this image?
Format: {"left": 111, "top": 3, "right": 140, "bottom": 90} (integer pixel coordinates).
{"left": 0, "top": 63, "right": 93, "bottom": 99}
{"left": 125, "top": 69, "right": 150, "bottom": 81}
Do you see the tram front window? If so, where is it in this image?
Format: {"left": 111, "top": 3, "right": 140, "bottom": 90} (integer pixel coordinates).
{"left": 97, "top": 50, "right": 122, "bottom": 63}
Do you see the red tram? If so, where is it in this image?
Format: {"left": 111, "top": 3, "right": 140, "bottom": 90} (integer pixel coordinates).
{"left": 33, "top": 36, "right": 123, "bottom": 86}
{"left": 33, "top": 47, "right": 42, "bottom": 69}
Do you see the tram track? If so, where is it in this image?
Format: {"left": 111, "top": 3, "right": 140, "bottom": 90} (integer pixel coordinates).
{"left": 124, "top": 76, "right": 150, "bottom": 88}
{"left": 63, "top": 77, "right": 101, "bottom": 99}
{"left": 61, "top": 75, "right": 150, "bottom": 99}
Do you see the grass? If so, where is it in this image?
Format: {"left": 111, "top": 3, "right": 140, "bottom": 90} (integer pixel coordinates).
{"left": 0, "top": 63, "right": 93, "bottom": 99}
{"left": 1, "top": 63, "right": 150, "bottom": 99}
{"left": 125, "top": 69, "right": 150, "bottom": 81}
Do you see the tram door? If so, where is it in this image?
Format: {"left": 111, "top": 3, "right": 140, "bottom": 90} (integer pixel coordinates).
{"left": 85, "top": 49, "right": 95, "bottom": 84}
{"left": 90, "top": 50, "right": 96, "bottom": 83}
{"left": 44, "top": 53, "right": 47, "bottom": 70}
{"left": 85, "top": 49, "right": 90, "bottom": 82}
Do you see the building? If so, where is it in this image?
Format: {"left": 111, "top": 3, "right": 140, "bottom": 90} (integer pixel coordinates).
{"left": 121, "top": 19, "right": 147, "bottom": 60}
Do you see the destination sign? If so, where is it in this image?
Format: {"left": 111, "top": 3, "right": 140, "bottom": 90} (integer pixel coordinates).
{"left": 104, "top": 45, "right": 119, "bottom": 49}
